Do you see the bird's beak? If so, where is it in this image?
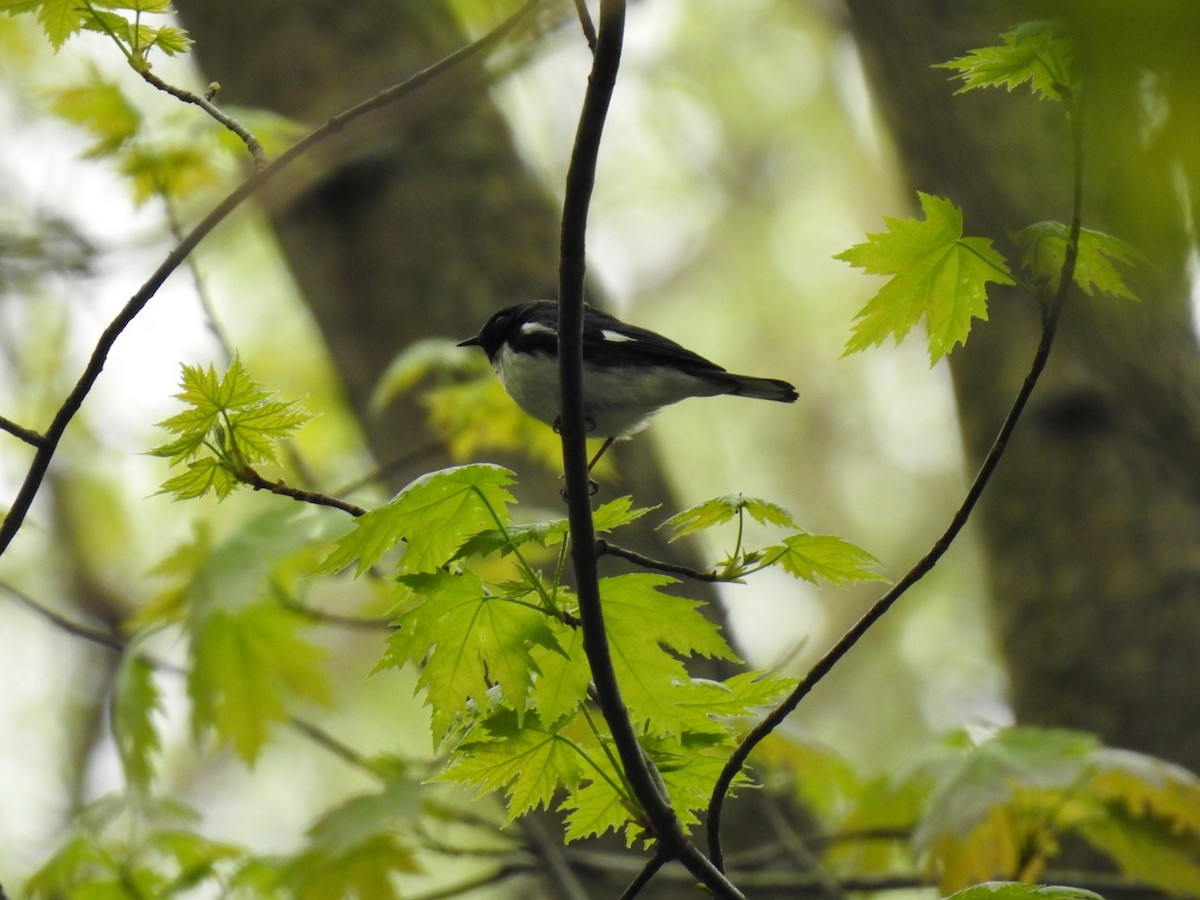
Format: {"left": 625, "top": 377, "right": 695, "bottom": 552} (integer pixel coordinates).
{"left": 457, "top": 336, "right": 481, "bottom": 348}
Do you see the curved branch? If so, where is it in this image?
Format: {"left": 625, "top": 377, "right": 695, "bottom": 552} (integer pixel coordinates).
{"left": 706, "top": 128, "right": 1087, "bottom": 873}
{"left": 0, "top": 0, "right": 543, "bottom": 559}
{"left": 555, "top": 2, "right": 742, "bottom": 897}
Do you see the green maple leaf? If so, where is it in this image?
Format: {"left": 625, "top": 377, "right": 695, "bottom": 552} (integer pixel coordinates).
{"left": 938, "top": 21, "right": 1075, "bottom": 102}
{"left": 112, "top": 652, "right": 162, "bottom": 789}
{"left": 528, "top": 624, "right": 591, "bottom": 725}
{"left": 151, "top": 357, "right": 311, "bottom": 500}
{"left": 320, "top": 464, "right": 515, "bottom": 576}
{"left": 438, "top": 711, "right": 586, "bottom": 820}
{"left": 453, "top": 496, "right": 653, "bottom": 561}
{"left": 837, "top": 192, "right": 1015, "bottom": 364}
{"left": 49, "top": 77, "right": 142, "bottom": 158}
{"left": 661, "top": 494, "right": 798, "bottom": 541}
{"left": 600, "top": 574, "right": 738, "bottom": 736}
{"left": 764, "top": 532, "right": 885, "bottom": 586}
{"left": 189, "top": 601, "right": 330, "bottom": 764}
{"left": 1014, "top": 221, "right": 1144, "bottom": 301}
{"left": 560, "top": 769, "right": 633, "bottom": 844}
{"left": 388, "top": 569, "right": 561, "bottom": 743}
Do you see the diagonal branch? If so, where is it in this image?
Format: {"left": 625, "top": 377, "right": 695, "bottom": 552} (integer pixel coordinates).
{"left": 706, "top": 89, "right": 1090, "bottom": 873}
{"left": 0, "top": 0, "right": 543, "bottom": 560}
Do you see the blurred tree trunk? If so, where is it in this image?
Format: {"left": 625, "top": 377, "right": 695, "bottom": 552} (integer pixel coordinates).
{"left": 177, "top": 2, "right": 808, "bottom": 895}
{"left": 844, "top": 0, "right": 1200, "bottom": 770}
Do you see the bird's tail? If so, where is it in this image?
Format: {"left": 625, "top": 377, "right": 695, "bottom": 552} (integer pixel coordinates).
{"left": 724, "top": 374, "right": 798, "bottom": 403}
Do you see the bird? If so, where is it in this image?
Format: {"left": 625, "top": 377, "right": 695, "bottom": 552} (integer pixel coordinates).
{"left": 458, "top": 301, "right": 797, "bottom": 468}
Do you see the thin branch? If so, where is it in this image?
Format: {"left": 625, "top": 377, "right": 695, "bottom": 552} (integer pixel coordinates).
{"left": 707, "top": 91, "right": 1089, "bottom": 875}
{"left": 618, "top": 853, "right": 667, "bottom": 900}
{"left": 286, "top": 717, "right": 384, "bottom": 776}
{"left": 597, "top": 539, "right": 733, "bottom": 583}
{"left": 238, "top": 466, "right": 367, "bottom": 517}
{"left": 556, "top": 1, "right": 742, "bottom": 896}
{"left": 0, "top": 414, "right": 46, "bottom": 447}
{"left": 0, "top": 0, "right": 543, "bottom": 560}
{"left": 573, "top": 0, "right": 598, "bottom": 51}
{"left": 139, "top": 70, "right": 267, "bottom": 169}
{"left": 405, "top": 865, "right": 528, "bottom": 900}
{"left": 520, "top": 817, "right": 592, "bottom": 900}
{"left": 0, "top": 580, "right": 126, "bottom": 652}
{"left": 277, "top": 596, "right": 392, "bottom": 630}
{"left": 556, "top": 0, "right": 670, "bottom": 863}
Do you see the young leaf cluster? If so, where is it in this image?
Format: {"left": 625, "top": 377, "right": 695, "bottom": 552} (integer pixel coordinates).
{"left": 662, "top": 494, "right": 884, "bottom": 586}
{"left": 151, "top": 357, "right": 312, "bottom": 501}
{"left": 324, "top": 464, "right": 799, "bottom": 843}
{"left": 838, "top": 22, "right": 1140, "bottom": 365}
{"left": 1, "top": 0, "right": 190, "bottom": 58}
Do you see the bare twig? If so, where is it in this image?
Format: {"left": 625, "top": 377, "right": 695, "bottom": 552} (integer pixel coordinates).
{"left": 238, "top": 466, "right": 367, "bottom": 517}
{"left": 0, "top": 580, "right": 125, "bottom": 652}
{"left": 618, "top": 853, "right": 666, "bottom": 900}
{"left": 573, "top": 0, "right": 598, "bottom": 51}
{"left": 139, "top": 69, "right": 267, "bottom": 168}
{"left": 0, "top": 0, "right": 542, "bottom": 560}
{"left": 0, "top": 415, "right": 45, "bottom": 448}
{"left": 597, "top": 539, "right": 732, "bottom": 582}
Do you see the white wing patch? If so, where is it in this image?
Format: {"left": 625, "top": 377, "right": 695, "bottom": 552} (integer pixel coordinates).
{"left": 601, "top": 329, "right": 635, "bottom": 343}
{"left": 520, "top": 321, "right": 556, "bottom": 336}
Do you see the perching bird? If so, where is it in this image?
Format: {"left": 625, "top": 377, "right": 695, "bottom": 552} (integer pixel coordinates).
{"left": 458, "top": 301, "right": 797, "bottom": 467}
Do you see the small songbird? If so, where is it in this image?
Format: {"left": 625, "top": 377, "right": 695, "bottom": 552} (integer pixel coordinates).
{"left": 458, "top": 301, "right": 797, "bottom": 466}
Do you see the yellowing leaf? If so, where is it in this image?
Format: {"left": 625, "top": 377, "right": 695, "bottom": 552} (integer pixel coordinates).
{"left": 837, "top": 193, "right": 1014, "bottom": 364}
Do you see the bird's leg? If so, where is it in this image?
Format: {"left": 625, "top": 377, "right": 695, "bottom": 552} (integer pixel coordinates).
{"left": 587, "top": 436, "right": 615, "bottom": 472}
{"left": 554, "top": 417, "right": 602, "bottom": 500}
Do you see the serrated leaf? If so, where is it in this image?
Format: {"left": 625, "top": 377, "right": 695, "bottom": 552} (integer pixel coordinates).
{"left": 661, "top": 494, "right": 793, "bottom": 540}
{"left": 600, "top": 574, "right": 738, "bottom": 736}
{"left": 838, "top": 192, "right": 1014, "bottom": 364}
{"left": 37, "top": 0, "right": 83, "bottom": 48}
{"left": 1014, "top": 221, "right": 1143, "bottom": 301}
{"left": 388, "top": 569, "right": 560, "bottom": 743}
{"left": 158, "top": 456, "right": 238, "bottom": 501}
{"left": 321, "top": 464, "right": 514, "bottom": 577}
{"left": 561, "top": 774, "right": 630, "bottom": 844}
{"left": 938, "top": 21, "right": 1075, "bottom": 102}
{"left": 151, "top": 358, "right": 311, "bottom": 498}
{"left": 453, "top": 496, "right": 652, "bottom": 561}
{"left": 49, "top": 76, "right": 141, "bottom": 157}
{"left": 111, "top": 652, "right": 161, "bottom": 790}
{"left": 946, "top": 884, "right": 1103, "bottom": 900}
{"left": 189, "top": 601, "right": 330, "bottom": 764}
{"left": 528, "top": 624, "right": 590, "bottom": 725}
{"left": 437, "top": 712, "right": 585, "bottom": 820}
{"left": 764, "top": 532, "right": 884, "bottom": 586}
